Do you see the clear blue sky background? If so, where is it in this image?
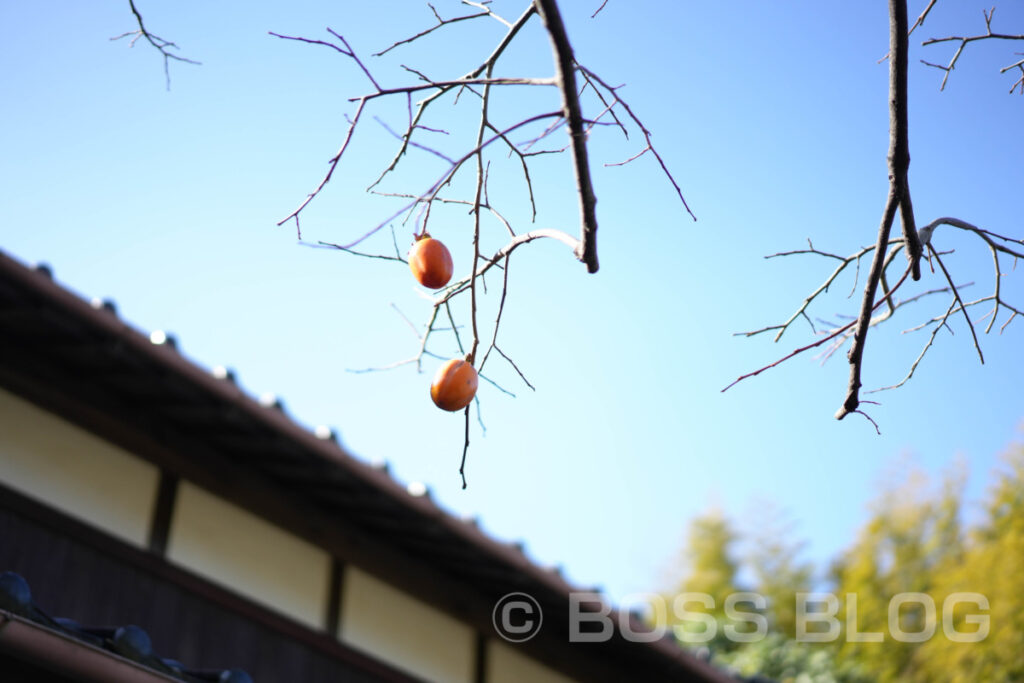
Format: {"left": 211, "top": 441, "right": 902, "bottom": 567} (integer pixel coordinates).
{"left": 2, "top": 1, "right": 1022, "bottom": 608}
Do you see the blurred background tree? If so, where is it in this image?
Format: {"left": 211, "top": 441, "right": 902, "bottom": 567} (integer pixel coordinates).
{"left": 746, "top": 505, "right": 814, "bottom": 640}
{"left": 829, "top": 461, "right": 965, "bottom": 680}
{"left": 666, "top": 436, "right": 1023, "bottom": 682}
{"left": 912, "top": 446, "right": 1024, "bottom": 681}
{"left": 666, "top": 509, "right": 742, "bottom": 653}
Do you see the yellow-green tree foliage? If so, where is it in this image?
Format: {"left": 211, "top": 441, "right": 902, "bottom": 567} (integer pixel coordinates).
{"left": 670, "top": 443, "right": 1024, "bottom": 682}
{"left": 829, "top": 460, "right": 966, "bottom": 680}
{"left": 831, "top": 445, "right": 1024, "bottom": 682}
{"left": 682, "top": 509, "right": 741, "bottom": 604}
{"left": 746, "top": 505, "right": 814, "bottom": 639}
{"left": 911, "top": 445, "right": 1024, "bottom": 682}
{"left": 668, "top": 508, "right": 742, "bottom": 651}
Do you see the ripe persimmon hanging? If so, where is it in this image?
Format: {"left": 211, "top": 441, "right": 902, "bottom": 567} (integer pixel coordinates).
{"left": 430, "top": 359, "right": 478, "bottom": 411}
{"left": 408, "top": 234, "right": 453, "bottom": 289}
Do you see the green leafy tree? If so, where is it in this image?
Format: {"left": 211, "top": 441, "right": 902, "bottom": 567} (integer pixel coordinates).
{"left": 829, "top": 461, "right": 966, "bottom": 681}
{"left": 719, "top": 633, "right": 869, "bottom": 683}
{"left": 668, "top": 456, "right": 1013, "bottom": 682}
{"left": 745, "top": 505, "right": 814, "bottom": 640}
{"left": 911, "top": 444, "right": 1024, "bottom": 681}
{"left": 668, "top": 508, "right": 743, "bottom": 654}
{"left": 717, "top": 508, "right": 867, "bottom": 683}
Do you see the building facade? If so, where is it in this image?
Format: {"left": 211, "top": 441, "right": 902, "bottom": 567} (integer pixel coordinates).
{"left": 0, "top": 251, "right": 728, "bottom": 682}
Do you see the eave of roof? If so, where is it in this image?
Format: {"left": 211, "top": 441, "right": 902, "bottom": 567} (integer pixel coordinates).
{"left": 0, "top": 610, "right": 185, "bottom": 683}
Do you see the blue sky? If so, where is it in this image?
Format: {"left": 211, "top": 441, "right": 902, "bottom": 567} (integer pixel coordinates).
{"left": 2, "top": 1, "right": 1022, "bottom": 608}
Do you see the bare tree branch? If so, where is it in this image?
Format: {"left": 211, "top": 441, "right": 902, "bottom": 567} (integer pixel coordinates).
{"left": 343, "top": 111, "right": 563, "bottom": 249}
{"left": 577, "top": 66, "right": 696, "bottom": 221}
{"left": 928, "top": 244, "right": 984, "bottom": 364}
{"left": 460, "top": 404, "right": 471, "bottom": 488}
{"left": 738, "top": 214, "right": 1021, "bottom": 411}
{"left": 436, "top": 229, "right": 581, "bottom": 305}
{"left": 369, "top": 4, "right": 539, "bottom": 190}
{"left": 738, "top": 240, "right": 902, "bottom": 342}
{"left": 373, "top": 4, "right": 492, "bottom": 57}
{"left": 919, "top": 217, "right": 1024, "bottom": 333}
{"left": 910, "top": 0, "right": 939, "bottom": 35}
{"left": 534, "top": 0, "right": 601, "bottom": 272}
{"left": 870, "top": 298, "right": 957, "bottom": 393}
{"left": 921, "top": 7, "right": 1024, "bottom": 92}
{"left": 734, "top": 3, "right": 1021, "bottom": 422}
{"left": 836, "top": 0, "right": 916, "bottom": 421}
{"left": 112, "top": 0, "right": 200, "bottom": 90}
{"left": 272, "top": 2, "right": 694, "bottom": 482}
{"left": 318, "top": 239, "right": 407, "bottom": 263}
{"left": 877, "top": 0, "right": 936, "bottom": 63}
{"left": 723, "top": 263, "right": 917, "bottom": 394}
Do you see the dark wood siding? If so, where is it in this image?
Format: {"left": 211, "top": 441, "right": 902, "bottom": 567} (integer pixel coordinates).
{"left": 0, "top": 653, "right": 81, "bottom": 683}
{"left": 0, "top": 486, "right": 423, "bottom": 683}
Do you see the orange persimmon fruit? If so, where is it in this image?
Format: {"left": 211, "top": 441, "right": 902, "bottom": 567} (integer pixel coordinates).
{"left": 408, "top": 234, "right": 453, "bottom": 289}
{"left": 430, "top": 359, "right": 478, "bottom": 411}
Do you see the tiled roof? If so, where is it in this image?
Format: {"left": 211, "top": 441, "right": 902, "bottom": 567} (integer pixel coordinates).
{"left": 0, "top": 571, "right": 251, "bottom": 682}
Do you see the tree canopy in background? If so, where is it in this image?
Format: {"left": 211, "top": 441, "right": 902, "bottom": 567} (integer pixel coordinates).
{"left": 668, "top": 438, "right": 1024, "bottom": 682}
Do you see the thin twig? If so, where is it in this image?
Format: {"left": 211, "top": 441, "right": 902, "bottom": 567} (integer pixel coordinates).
{"left": 112, "top": 0, "right": 200, "bottom": 90}
{"left": 276, "top": 98, "right": 368, "bottom": 234}
{"left": 724, "top": 264, "right": 915, "bottom": 393}
{"left": 578, "top": 66, "right": 696, "bottom": 222}
{"left": 870, "top": 298, "right": 958, "bottom": 393}
{"left": 739, "top": 241, "right": 901, "bottom": 342}
{"left": 921, "top": 8, "right": 1024, "bottom": 91}
{"left": 318, "top": 240, "right": 407, "bottom": 263}
{"left": 373, "top": 6, "right": 491, "bottom": 57}
{"left": 345, "top": 112, "right": 563, "bottom": 249}
{"left": 928, "top": 245, "right": 984, "bottom": 364}
{"left": 479, "top": 255, "right": 511, "bottom": 375}
{"left": 460, "top": 404, "right": 471, "bottom": 489}
{"left": 435, "top": 229, "right": 581, "bottom": 305}
{"left": 368, "top": 4, "right": 539, "bottom": 189}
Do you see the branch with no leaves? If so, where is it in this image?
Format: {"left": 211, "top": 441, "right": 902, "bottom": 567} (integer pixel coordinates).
{"left": 918, "top": 217, "right": 1024, "bottom": 333}
{"left": 577, "top": 66, "right": 696, "bottom": 222}
{"left": 910, "top": 0, "right": 939, "bottom": 36}
{"left": 274, "top": 1, "right": 693, "bottom": 485}
{"left": 268, "top": 26, "right": 559, "bottom": 240}
{"left": 723, "top": 262, "right": 917, "bottom": 394}
{"left": 737, "top": 239, "right": 904, "bottom": 343}
{"left": 730, "top": 216, "right": 1022, "bottom": 420}
{"left": 877, "top": 0, "right": 936, "bottom": 62}
{"left": 834, "top": 0, "right": 919, "bottom": 421}
{"left": 373, "top": 3, "right": 495, "bottom": 57}
{"left": 921, "top": 7, "right": 1024, "bottom": 93}
{"left": 112, "top": 0, "right": 200, "bottom": 90}
{"left": 271, "top": 3, "right": 689, "bottom": 264}
{"left": 534, "top": 0, "right": 600, "bottom": 272}
{"left": 732, "top": 1, "right": 1022, "bottom": 427}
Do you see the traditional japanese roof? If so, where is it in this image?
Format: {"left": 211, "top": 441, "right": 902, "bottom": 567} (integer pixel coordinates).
{"left": 1, "top": 571, "right": 252, "bottom": 683}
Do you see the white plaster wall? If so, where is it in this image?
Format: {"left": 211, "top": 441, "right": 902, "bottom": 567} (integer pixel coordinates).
{"left": 0, "top": 386, "right": 577, "bottom": 682}
{"left": 486, "top": 639, "right": 577, "bottom": 683}
{"left": 340, "top": 566, "right": 476, "bottom": 683}
{"left": 0, "top": 386, "right": 159, "bottom": 546}
{"left": 166, "top": 481, "right": 331, "bottom": 630}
